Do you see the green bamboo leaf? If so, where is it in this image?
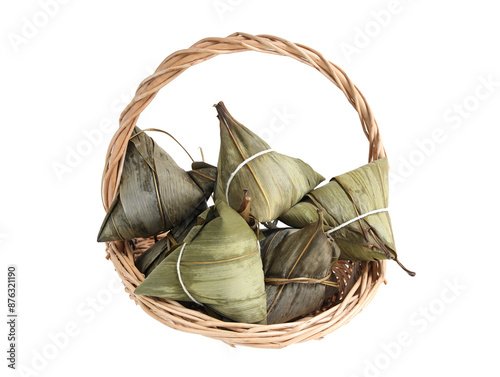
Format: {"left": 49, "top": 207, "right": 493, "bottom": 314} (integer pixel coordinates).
{"left": 134, "top": 200, "right": 267, "bottom": 324}
{"left": 213, "top": 102, "right": 324, "bottom": 222}
{"left": 280, "top": 158, "right": 415, "bottom": 276}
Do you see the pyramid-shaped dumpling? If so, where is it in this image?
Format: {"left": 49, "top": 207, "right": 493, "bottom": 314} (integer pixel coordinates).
{"left": 134, "top": 201, "right": 267, "bottom": 324}
{"left": 214, "top": 102, "right": 324, "bottom": 223}
{"left": 97, "top": 127, "right": 211, "bottom": 242}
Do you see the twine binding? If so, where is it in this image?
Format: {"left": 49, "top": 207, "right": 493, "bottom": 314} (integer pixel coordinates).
{"left": 176, "top": 243, "right": 202, "bottom": 305}
{"left": 326, "top": 208, "right": 389, "bottom": 235}
{"left": 225, "top": 149, "right": 274, "bottom": 204}
{"left": 265, "top": 271, "right": 339, "bottom": 287}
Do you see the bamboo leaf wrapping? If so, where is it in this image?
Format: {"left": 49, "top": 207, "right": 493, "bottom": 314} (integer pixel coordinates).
{"left": 280, "top": 158, "right": 393, "bottom": 258}
{"left": 214, "top": 102, "right": 325, "bottom": 222}
{"left": 135, "top": 201, "right": 209, "bottom": 276}
{"left": 134, "top": 200, "right": 267, "bottom": 324}
{"left": 97, "top": 127, "right": 210, "bottom": 242}
{"left": 279, "top": 158, "right": 414, "bottom": 275}
{"left": 188, "top": 162, "right": 217, "bottom": 200}
{"left": 262, "top": 213, "right": 340, "bottom": 324}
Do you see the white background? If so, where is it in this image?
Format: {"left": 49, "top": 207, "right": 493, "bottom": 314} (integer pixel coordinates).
{"left": 1, "top": 1, "right": 499, "bottom": 376}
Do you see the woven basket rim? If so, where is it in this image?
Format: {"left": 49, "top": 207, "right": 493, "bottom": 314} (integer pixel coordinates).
{"left": 101, "top": 32, "right": 388, "bottom": 349}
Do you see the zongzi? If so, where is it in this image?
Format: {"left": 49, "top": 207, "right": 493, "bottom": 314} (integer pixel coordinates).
{"left": 280, "top": 158, "right": 415, "bottom": 276}
{"left": 214, "top": 102, "right": 325, "bottom": 222}
{"left": 97, "top": 127, "right": 213, "bottom": 242}
{"left": 134, "top": 200, "right": 267, "bottom": 324}
{"left": 262, "top": 212, "right": 340, "bottom": 324}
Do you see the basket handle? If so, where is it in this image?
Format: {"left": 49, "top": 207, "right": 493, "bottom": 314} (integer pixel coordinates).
{"left": 102, "top": 32, "right": 386, "bottom": 210}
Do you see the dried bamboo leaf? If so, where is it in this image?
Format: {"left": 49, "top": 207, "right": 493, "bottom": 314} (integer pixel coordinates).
{"left": 96, "top": 192, "right": 134, "bottom": 241}
{"left": 134, "top": 200, "right": 267, "bottom": 324}
{"left": 260, "top": 228, "right": 298, "bottom": 263}
{"left": 280, "top": 158, "right": 414, "bottom": 276}
{"left": 170, "top": 201, "right": 209, "bottom": 244}
{"left": 262, "top": 212, "right": 340, "bottom": 324}
{"left": 214, "top": 102, "right": 324, "bottom": 222}
{"left": 97, "top": 127, "right": 209, "bottom": 242}
{"left": 135, "top": 201, "right": 208, "bottom": 276}
{"left": 188, "top": 162, "right": 217, "bottom": 199}
{"left": 135, "top": 237, "right": 177, "bottom": 277}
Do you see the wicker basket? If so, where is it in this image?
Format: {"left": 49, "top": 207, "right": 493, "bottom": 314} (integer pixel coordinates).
{"left": 101, "top": 32, "right": 388, "bottom": 349}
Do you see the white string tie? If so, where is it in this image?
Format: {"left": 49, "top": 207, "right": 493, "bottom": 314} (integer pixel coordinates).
{"left": 225, "top": 149, "right": 274, "bottom": 203}
{"left": 176, "top": 243, "right": 202, "bottom": 305}
{"left": 326, "top": 208, "right": 389, "bottom": 235}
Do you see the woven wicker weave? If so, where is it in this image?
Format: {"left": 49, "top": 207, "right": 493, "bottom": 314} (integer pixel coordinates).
{"left": 101, "top": 32, "right": 388, "bottom": 348}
